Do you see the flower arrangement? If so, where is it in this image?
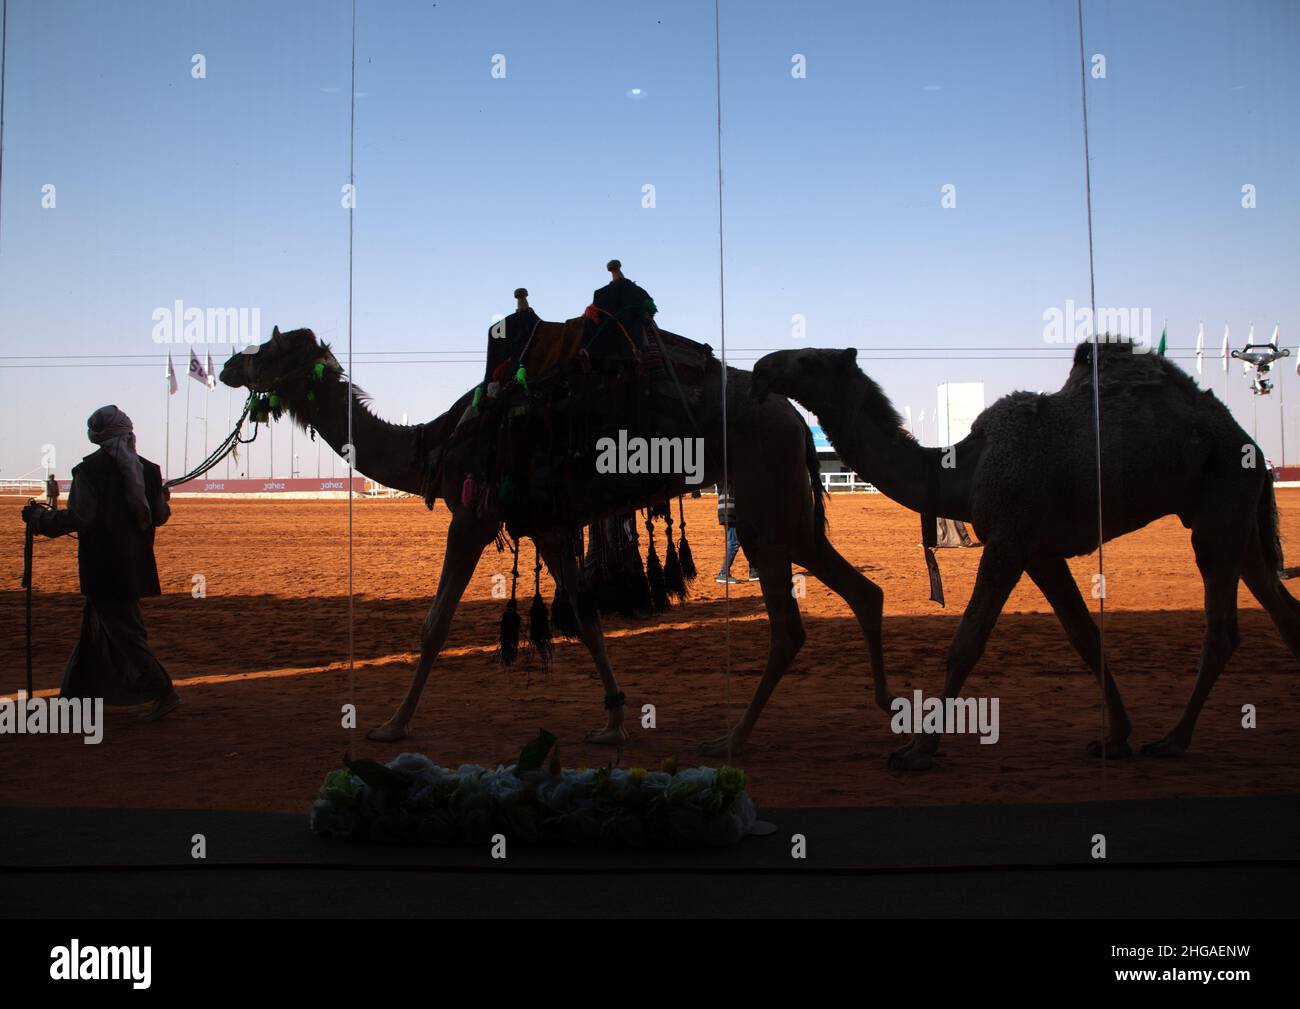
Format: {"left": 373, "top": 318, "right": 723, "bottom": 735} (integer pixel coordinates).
{"left": 310, "top": 730, "right": 757, "bottom": 848}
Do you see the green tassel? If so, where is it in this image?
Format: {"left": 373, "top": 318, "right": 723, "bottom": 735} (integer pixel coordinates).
{"left": 515, "top": 365, "right": 528, "bottom": 390}
{"left": 311, "top": 360, "right": 326, "bottom": 381}
{"left": 472, "top": 385, "right": 483, "bottom": 407}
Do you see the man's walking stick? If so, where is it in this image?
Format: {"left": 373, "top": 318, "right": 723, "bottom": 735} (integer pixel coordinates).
{"left": 22, "top": 500, "right": 35, "bottom": 696}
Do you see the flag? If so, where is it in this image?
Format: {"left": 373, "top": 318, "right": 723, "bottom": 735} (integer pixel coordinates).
{"left": 1195, "top": 322, "right": 1204, "bottom": 377}
{"left": 1156, "top": 323, "right": 1167, "bottom": 357}
{"left": 188, "top": 347, "right": 210, "bottom": 386}
{"left": 1269, "top": 323, "right": 1280, "bottom": 351}
{"left": 205, "top": 350, "right": 217, "bottom": 389}
{"left": 166, "top": 354, "right": 178, "bottom": 395}
{"left": 1221, "top": 324, "right": 1229, "bottom": 373}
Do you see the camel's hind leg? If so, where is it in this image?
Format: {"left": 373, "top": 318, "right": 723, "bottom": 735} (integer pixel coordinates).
{"left": 536, "top": 533, "right": 628, "bottom": 746}
{"left": 799, "top": 534, "right": 891, "bottom": 712}
{"left": 1241, "top": 523, "right": 1300, "bottom": 663}
{"left": 367, "top": 511, "right": 494, "bottom": 742}
{"left": 1026, "top": 556, "right": 1132, "bottom": 758}
{"left": 890, "top": 543, "right": 1024, "bottom": 770}
{"left": 698, "top": 550, "right": 805, "bottom": 757}
{"left": 1143, "top": 525, "right": 1245, "bottom": 757}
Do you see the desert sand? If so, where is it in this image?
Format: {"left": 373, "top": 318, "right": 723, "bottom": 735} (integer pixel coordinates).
{"left": 2, "top": 491, "right": 1297, "bottom": 813}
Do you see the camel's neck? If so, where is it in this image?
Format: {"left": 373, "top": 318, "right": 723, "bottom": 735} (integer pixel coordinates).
{"left": 811, "top": 381, "right": 978, "bottom": 521}
{"left": 284, "top": 377, "right": 426, "bottom": 495}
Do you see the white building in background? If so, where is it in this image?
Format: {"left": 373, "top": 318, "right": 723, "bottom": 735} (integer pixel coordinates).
{"left": 935, "top": 382, "right": 986, "bottom": 446}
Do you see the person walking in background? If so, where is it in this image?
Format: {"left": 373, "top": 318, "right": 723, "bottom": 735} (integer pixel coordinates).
{"left": 22, "top": 406, "right": 180, "bottom": 721}
{"left": 716, "top": 485, "right": 758, "bottom": 584}
{"left": 45, "top": 472, "right": 60, "bottom": 509}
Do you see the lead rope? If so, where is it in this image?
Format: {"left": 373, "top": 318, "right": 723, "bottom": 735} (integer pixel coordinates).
{"left": 162, "top": 393, "right": 255, "bottom": 490}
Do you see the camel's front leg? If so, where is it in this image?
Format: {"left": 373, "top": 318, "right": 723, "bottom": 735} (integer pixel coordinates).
{"left": 367, "top": 512, "right": 492, "bottom": 742}
{"left": 890, "top": 544, "right": 1022, "bottom": 770}
{"left": 538, "top": 535, "right": 628, "bottom": 746}
{"left": 1025, "top": 556, "right": 1132, "bottom": 758}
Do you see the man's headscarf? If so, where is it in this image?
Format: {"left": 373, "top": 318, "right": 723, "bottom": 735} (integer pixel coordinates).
{"left": 87, "top": 405, "right": 152, "bottom": 531}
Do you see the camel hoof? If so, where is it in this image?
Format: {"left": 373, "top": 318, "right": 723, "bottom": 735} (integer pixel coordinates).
{"left": 1086, "top": 738, "right": 1133, "bottom": 759}
{"left": 1141, "top": 736, "right": 1187, "bottom": 758}
{"left": 887, "top": 746, "right": 933, "bottom": 771}
{"left": 366, "top": 721, "right": 409, "bottom": 743}
{"left": 698, "top": 734, "right": 743, "bottom": 758}
{"left": 584, "top": 726, "right": 629, "bottom": 746}
{"left": 890, "top": 736, "right": 939, "bottom": 759}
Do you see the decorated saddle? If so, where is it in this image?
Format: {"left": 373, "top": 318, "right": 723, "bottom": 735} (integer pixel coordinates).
{"left": 435, "top": 261, "right": 715, "bottom": 538}
{"left": 425, "top": 261, "right": 714, "bottom": 666}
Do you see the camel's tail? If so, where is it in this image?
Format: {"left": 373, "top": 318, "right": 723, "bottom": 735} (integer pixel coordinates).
{"left": 800, "top": 415, "right": 827, "bottom": 538}
{"left": 1247, "top": 477, "right": 1300, "bottom": 664}
{"left": 1256, "top": 479, "right": 1284, "bottom": 575}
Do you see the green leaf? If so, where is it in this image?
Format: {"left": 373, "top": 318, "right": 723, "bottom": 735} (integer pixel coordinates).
{"left": 515, "top": 729, "right": 557, "bottom": 776}
{"left": 343, "top": 753, "right": 414, "bottom": 799}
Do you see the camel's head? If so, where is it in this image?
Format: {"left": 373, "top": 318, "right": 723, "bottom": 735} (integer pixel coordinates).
{"left": 220, "top": 326, "right": 342, "bottom": 395}
{"left": 751, "top": 347, "right": 859, "bottom": 401}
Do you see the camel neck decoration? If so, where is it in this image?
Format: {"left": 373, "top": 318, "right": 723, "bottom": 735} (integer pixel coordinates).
{"left": 222, "top": 322, "right": 896, "bottom": 756}
{"left": 752, "top": 341, "right": 1300, "bottom": 769}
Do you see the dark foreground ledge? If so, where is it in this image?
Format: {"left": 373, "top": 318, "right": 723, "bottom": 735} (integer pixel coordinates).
{"left": 2, "top": 795, "right": 1296, "bottom": 917}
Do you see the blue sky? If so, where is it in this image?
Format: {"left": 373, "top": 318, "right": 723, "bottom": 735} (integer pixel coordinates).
{"left": 1, "top": 0, "right": 1297, "bottom": 482}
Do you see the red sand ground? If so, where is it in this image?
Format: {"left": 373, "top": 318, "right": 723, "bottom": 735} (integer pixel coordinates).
{"left": 1, "top": 492, "right": 1298, "bottom": 814}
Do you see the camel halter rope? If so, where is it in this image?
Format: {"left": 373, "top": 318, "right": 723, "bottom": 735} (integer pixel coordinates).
{"left": 162, "top": 392, "right": 258, "bottom": 491}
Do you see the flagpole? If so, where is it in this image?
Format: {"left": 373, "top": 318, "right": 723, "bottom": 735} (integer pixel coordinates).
{"left": 203, "top": 372, "right": 210, "bottom": 464}
{"left": 1279, "top": 358, "right": 1287, "bottom": 468}
{"left": 1223, "top": 322, "right": 1228, "bottom": 407}
{"left": 164, "top": 356, "right": 171, "bottom": 480}
{"left": 183, "top": 370, "right": 191, "bottom": 476}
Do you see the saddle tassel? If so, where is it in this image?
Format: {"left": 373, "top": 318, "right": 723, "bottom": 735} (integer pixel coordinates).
{"left": 497, "top": 538, "right": 521, "bottom": 667}
{"left": 677, "top": 496, "right": 697, "bottom": 583}
{"left": 664, "top": 504, "right": 686, "bottom": 601}
{"left": 644, "top": 513, "right": 670, "bottom": 613}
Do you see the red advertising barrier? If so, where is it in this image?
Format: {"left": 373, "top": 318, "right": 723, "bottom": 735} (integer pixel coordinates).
{"left": 168, "top": 477, "right": 370, "bottom": 495}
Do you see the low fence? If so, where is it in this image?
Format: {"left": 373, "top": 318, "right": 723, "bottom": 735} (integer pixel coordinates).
{"left": 821, "top": 472, "right": 878, "bottom": 493}
{"left": 0, "top": 479, "right": 68, "bottom": 497}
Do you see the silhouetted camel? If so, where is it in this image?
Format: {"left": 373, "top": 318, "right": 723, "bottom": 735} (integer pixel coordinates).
{"left": 753, "top": 341, "right": 1300, "bottom": 768}
{"left": 222, "top": 326, "right": 892, "bottom": 754}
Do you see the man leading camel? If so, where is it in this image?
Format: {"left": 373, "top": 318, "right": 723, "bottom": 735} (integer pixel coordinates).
{"left": 22, "top": 406, "right": 180, "bottom": 721}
